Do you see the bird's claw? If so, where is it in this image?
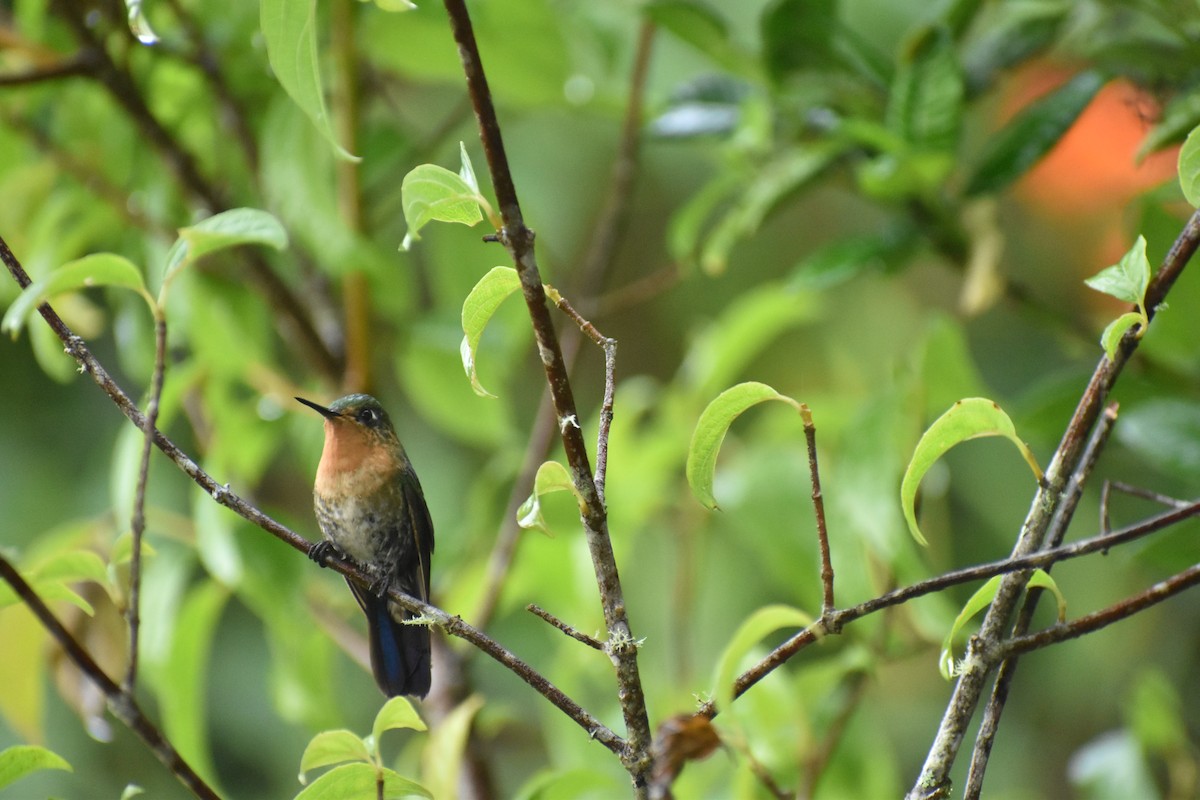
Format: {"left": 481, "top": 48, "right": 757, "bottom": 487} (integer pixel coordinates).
{"left": 308, "top": 540, "right": 343, "bottom": 567}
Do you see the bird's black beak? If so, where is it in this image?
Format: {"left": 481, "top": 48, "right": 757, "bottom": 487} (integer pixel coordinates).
{"left": 295, "top": 397, "right": 341, "bottom": 420}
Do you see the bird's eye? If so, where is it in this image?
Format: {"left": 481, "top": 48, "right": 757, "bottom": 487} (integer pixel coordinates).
{"left": 356, "top": 408, "right": 378, "bottom": 426}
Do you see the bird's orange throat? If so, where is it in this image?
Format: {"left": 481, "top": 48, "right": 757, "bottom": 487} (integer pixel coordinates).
{"left": 315, "top": 419, "right": 398, "bottom": 497}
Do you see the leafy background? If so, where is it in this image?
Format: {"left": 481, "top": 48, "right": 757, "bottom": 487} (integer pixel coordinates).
{"left": 2, "top": 0, "right": 1200, "bottom": 797}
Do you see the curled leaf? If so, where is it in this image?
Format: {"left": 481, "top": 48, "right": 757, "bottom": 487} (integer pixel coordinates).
{"left": 516, "top": 461, "right": 586, "bottom": 536}
{"left": 901, "top": 398, "right": 1042, "bottom": 546}
{"left": 460, "top": 267, "right": 521, "bottom": 397}
{"left": 713, "top": 604, "right": 812, "bottom": 711}
{"left": 687, "top": 381, "right": 802, "bottom": 510}
{"left": 2, "top": 254, "right": 154, "bottom": 338}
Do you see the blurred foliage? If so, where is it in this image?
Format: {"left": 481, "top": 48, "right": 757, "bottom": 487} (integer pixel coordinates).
{"left": 2, "top": 0, "right": 1200, "bottom": 798}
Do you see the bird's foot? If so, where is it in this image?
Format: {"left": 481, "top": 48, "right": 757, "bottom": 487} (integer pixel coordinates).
{"left": 308, "top": 540, "right": 344, "bottom": 567}
{"left": 367, "top": 569, "right": 394, "bottom": 599}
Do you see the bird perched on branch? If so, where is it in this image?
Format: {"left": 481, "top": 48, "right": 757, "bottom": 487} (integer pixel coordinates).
{"left": 296, "top": 394, "right": 434, "bottom": 697}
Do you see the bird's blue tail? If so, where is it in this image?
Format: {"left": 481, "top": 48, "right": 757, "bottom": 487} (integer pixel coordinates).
{"left": 364, "top": 593, "right": 431, "bottom": 698}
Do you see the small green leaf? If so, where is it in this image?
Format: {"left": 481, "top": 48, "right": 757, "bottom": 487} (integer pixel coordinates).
{"left": 0, "top": 744, "right": 72, "bottom": 790}
{"left": 457, "top": 141, "right": 480, "bottom": 194}
{"left": 371, "top": 0, "right": 417, "bottom": 10}
{"left": 938, "top": 569, "right": 1064, "bottom": 679}
{"left": 460, "top": 266, "right": 522, "bottom": 397}
{"left": 295, "top": 763, "right": 432, "bottom": 800}
{"left": 966, "top": 70, "right": 1104, "bottom": 196}
{"left": 3, "top": 253, "right": 152, "bottom": 337}
{"left": 260, "top": 0, "right": 357, "bottom": 161}
{"left": 120, "top": 784, "right": 146, "bottom": 800}
{"left": 1098, "top": 312, "right": 1145, "bottom": 360}
{"left": 516, "top": 461, "right": 585, "bottom": 536}
{"left": 1028, "top": 569, "right": 1066, "bottom": 622}
{"left": 901, "top": 398, "right": 1043, "bottom": 546}
{"left": 644, "top": 0, "right": 746, "bottom": 73}
{"left": 371, "top": 696, "right": 427, "bottom": 747}
{"left": 888, "top": 27, "right": 964, "bottom": 152}
{"left": 299, "top": 730, "right": 372, "bottom": 782}
{"left": 760, "top": 0, "right": 838, "bottom": 82}
{"left": 401, "top": 164, "right": 485, "bottom": 247}
{"left": 176, "top": 208, "right": 289, "bottom": 268}
{"left": 1179, "top": 125, "right": 1200, "bottom": 207}
{"left": 1084, "top": 236, "right": 1150, "bottom": 306}
{"left": 939, "top": 575, "right": 1001, "bottom": 679}
{"left": 687, "top": 382, "right": 803, "bottom": 510}
{"left": 714, "top": 604, "right": 813, "bottom": 711}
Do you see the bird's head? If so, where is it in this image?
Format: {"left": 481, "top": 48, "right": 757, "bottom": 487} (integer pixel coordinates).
{"left": 296, "top": 394, "right": 405, "bottom": 493}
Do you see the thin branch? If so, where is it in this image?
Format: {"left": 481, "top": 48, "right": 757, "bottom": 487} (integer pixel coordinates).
{"left": 697, "top": 492, "right": 1200, "bottom": 719}
{"left": 547, "top": 287, "right": 619, "bottom": 502}
{"left": 0, "top": 233, "right": 623, "bottom": 757}
{"left": 124, "top": 313, "right": 166, "bottom": 693}
{"left": 527, "top": 604, "right": 605, "bottom": 650}
{"left": 1102, "top": 479, "right": 1192, "bottom": 534}
{"left": 964, "top": 401, "right": 1118, "bottom": 798}
{"left": 441, "top": 0, "right": 653, "bottom": 785}
{"left": 0, "top": 556, "right": 222, "bottom": 800}
{"left": 1001, "top": 564, "right": 1200, "bottom": 658}
{"left": 906, "top": 206, "right": 1200, "bottom": 800}
{"left": 801, "top": 405, "right": 834, "bottom": 614}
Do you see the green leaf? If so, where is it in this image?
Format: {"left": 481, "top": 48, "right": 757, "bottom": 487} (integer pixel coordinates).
{"left": 1178, "top": 125, "right": 1200, "bottom": 207}
{"left": 888, "top": 28, "right": 964, "bottom": 151}
{"left": 516, "top": 461, "right": 585, "bottom": 536}
{"left": 370, "top": 0, "right": 417, "bottom": 10}
{"left": 760, "top": 0, "right": 838, "bottom": 82}
{"left": 0, "top": 744, "right": 72, "bottom": 790}
{"left": 400, "top": 164, "right": 485, "bottom": 247}
{"left": 299, "top": 731, "right": 372, "bottom": 781}
{"left": 460, "top": 266, "right": 522, "bottom": 397}
{"left": 713, "top": 604, "right": 813, "bottom": 710}
{"left": 700, "top": 145, "right": 842, "bottom": 274}
{"left": 938, "top": 575, "right": 1001, "bottom": 679}
{"left": 644, "top": 1, "right": 746, "bottom": 73}
{"left": 687, "top": 381, "right": 803, "bottom": 510}
{"left": 1084, "top": 236, "right": 1151, "bottom": 306}
{"left": 1098, "top": 312, "right": 1145, "bottom": 361}
{"left": 457, "top": 141, "right": 480, "bottom": 195}
{"left": 120, "top": 784, "right": 146, "bottom": 800}
{"left": 939, "top": 569, "right": 1064, "bottom": 679}
{"left": 174, "top": 208, "right": 288, "bottom": 270}
{"left": 158, "top": 581, "right": 229, "bottom": 787}
{"left": 965, "top": 70, "right": 1104, "bottom": 196}
{"left": 1027, "top": 569, "right": 1066, "bottom": 622}
{"left": 901, "top": 397, "right": 1043, "bottom": 546}
{"left": 372, "top": 696, "right": 427, "bottom": 746}
{"left": 260, "top": 0, "right": 357, "bottom": 161}
{"left": 294, "top": 763, "right": 432, "bottom": 800}
{"left": 3, "top": 253, "right": 153, "bottom": 337}
{"left": 421, "top": 695, "right": 484, "bottom": 800}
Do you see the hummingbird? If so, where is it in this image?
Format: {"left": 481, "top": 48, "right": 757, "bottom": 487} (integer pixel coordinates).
{"left": 296, "top": 394, "right": 434, "bottom": 698}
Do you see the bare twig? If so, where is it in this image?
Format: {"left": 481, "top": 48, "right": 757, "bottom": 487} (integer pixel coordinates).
{"left": 547, "top": 287, "right": 619, "bottom": 502}
{"left": 0, "top": 233, "right": 623, "bottom": 757}
{"left": 124, "top": 313, "right": 166, "bottom": 693}
{"left": 800, "top": 405, "right": 834, "bottom": 614}
{"left": 441, "top": 0, "right": 653, "bottom": 786}
{"left": 0, "top": 556, "right": 222, "bottom": 800}
{"left": 963, "top": 401, "right": 1118, "bottom": 797}
{"left": 1101, "top": 479, "right": 1192, "bottom": 534}
{"left": 697, "top": 493, "right": 1200, "bottom": 720}
{"left": 527, "top": 604, "right": 605, "bottom": 650}
{"left": 1001, "top": 564, "right": 1200, "bottom": 658}
{"left": 906, "top": 207, "right": 1200, "bottom": 800}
